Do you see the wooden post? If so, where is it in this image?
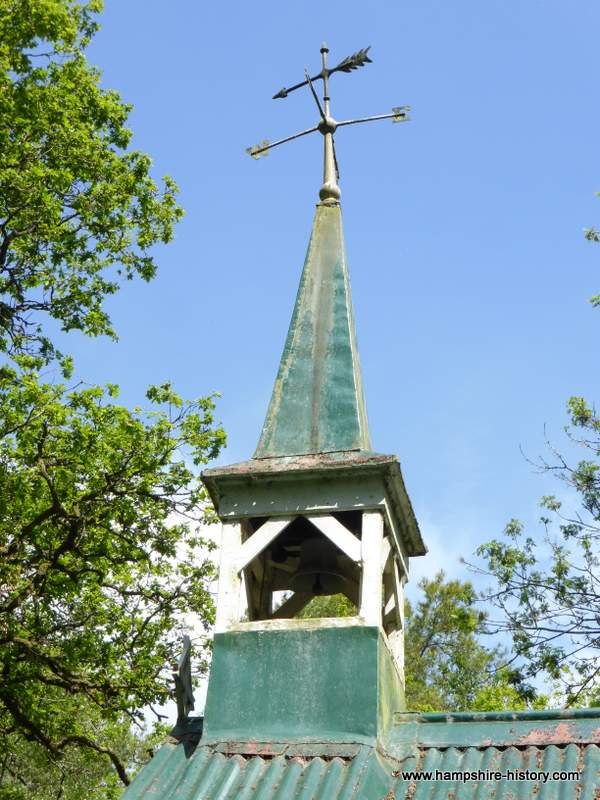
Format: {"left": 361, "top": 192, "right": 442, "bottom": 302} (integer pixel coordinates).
{"left": 388, "top": 562, "right": 406, "bottom": 677}
{"left": 214, "top": 520, "right": 243, "bottom": 633}
{"left": 359, "top": 510, "right": 384, "bottom": 626}
{"left": 388, "top": 629, "right": 405, "bottom": 681}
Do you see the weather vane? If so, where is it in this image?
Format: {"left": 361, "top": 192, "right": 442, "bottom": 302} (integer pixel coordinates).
{"left": 246, "top": 44, "right": 410, "bottom": 204}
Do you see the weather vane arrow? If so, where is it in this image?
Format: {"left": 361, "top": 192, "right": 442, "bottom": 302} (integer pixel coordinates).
{"left": 246, "top": 43, "right": 410, "bottom": 204}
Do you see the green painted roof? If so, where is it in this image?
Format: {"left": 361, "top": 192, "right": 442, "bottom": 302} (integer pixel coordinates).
{"left": 123, "top": 710, "right": 600, "bottom": 799}
{"left": 254, "top": 203, "right": 371, "bottom": 459}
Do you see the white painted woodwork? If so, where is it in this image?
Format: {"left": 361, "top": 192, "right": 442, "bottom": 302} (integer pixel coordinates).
{"left": 388, "top": 629, "right": 405, "bottom": 679}
{"left": 381, "top": 536, "right": 392, "bottom": 572}
{"left": 384, "top": 592, "right": 396, "bottom": 618}
{"left": 382, "top": 497, "right": 409, "bottom": 577}
{"left": 271, "top": 592, "right": 312, "bottom": 619}
{"left": 217, "top": 475, "right": 386, "bottom": 518}
{"left": 392, "top": 558, "right": 405, "bottom": 630}
{"left": 308, "top": 514, "right": 361, "bottom": 563}
{"left": 236, "top": 516, "right": 293, "bottom": 572}
{"left": 243, "top": 571, "right": 254, "bottom": 622}
{"left": 359, "top": 511, "right": 384, "bottom": 626}
{"left": 214, "top": 521, "right": 243, "bottom": 633}
{"left": 231, "top": 616, "right": 363, "bottom": 633}
{"left": 243, "top": 559, "right": 272, "bottom": 621}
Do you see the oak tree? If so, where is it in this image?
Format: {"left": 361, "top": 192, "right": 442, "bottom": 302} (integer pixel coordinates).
{"left": 0, "top": 1, "right": 225, "bottom": 792}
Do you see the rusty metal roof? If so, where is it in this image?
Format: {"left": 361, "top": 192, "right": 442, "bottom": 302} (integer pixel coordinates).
{"left": 253, "top": 202, "right": 371, "bottom": 459}
{"left": 123, "top": 710, "right": 600, "bottom": 799}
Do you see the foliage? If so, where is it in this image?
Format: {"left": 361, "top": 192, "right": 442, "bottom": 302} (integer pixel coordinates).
{"left": 298, "top": 573, "right": 543, "bottom": 712}
{"left": 0, "top": 366, "right": 225, "bottom": 787}
{"left": 2, "top": 713, "right": 170, "bottom": 800}
{"left": 0, "top": 2, "right": 219, "bottom": 793}
{"left": 477, "top": 396, "right": 600, "bottom": 706}
{"left": 584, "top": 189, "right": 600, "bottom": 305}
{"left": 297, "top": 593, "right": 356, "bottom": 618}
{"left": 403, "top": 572, "right": 541, "bottom": 712}
{"left": 0, "top": 0, "right": 182, "bottom": 363}
{"left": 2, "top": 712, "right": 134, "bottom": 800}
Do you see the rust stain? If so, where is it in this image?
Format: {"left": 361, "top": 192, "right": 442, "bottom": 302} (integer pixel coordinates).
{"left": 516, "top": 722, "right": 576, "bottom": 745}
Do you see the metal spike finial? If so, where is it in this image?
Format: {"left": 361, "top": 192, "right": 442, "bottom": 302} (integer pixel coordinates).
{"left": 246, "top": 44, "right": 410, "bottom": 204}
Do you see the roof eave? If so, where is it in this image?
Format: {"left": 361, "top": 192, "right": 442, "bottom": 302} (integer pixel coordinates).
{"left": 201, "top": 449, "right": 426, "bottom": 557}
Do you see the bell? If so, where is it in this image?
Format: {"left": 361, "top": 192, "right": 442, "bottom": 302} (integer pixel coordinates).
{"left": 291, "top": 536, "right": 347, "bottom": 596}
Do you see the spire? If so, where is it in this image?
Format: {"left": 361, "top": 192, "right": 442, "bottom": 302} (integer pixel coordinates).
{"left": 254, "top": 201, "right": 370, "bottom": 458}
{"left": 248, "top": 45, "right": 410, "bottom": 458}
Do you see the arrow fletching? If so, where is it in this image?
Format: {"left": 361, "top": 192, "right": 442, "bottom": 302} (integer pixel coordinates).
{"left": 333, "top": 46, "right": 372, "bottom": 74}
{"left": 392, "top": 106, "right": 410, "bottom": 123}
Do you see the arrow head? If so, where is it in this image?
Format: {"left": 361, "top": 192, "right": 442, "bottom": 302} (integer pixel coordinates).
{"left": 246, "top": 140, "right": 270, "bottom": 159}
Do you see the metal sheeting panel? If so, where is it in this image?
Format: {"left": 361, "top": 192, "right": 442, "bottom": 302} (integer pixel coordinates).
{"left": 393, "top": 743, "right": 600, "bottom": 800}
{"left": 254, "top": 203, "right": 371, "bottom": 459}
{"left": 122, "top": 744, "right": 392, "bottom": 800}
{"left": 123, "top": 742, "right": 600, "bottom": 800}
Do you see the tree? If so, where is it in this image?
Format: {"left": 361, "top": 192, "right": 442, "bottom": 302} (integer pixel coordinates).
{"left": 473, "top": 194, "right": 600, "bottom": 706}
{"left": 2, "top": 711, "right": 140, "bottom": 800}
{"left": 298, "top": 573, "right": 542, "bottom": 712}
{"left": 0, "top": 369, "right": 225, "bottom": 787}
{"left": 297, "top": 593, "right": 356, "bottom": 619}
{"left": 0, "top": 1, "right": 225, "bottom": 792}
{"left": 584, "top": 220, "right": 600, "bottom": 306}
{"left": 477, "top": 396, "right": 600, "bottom": 706}
{"left": 403, "top": 572, "right": 539, "bottom": 712}
{"left": 0, "top": 0, "right": 182, "bottom": 364}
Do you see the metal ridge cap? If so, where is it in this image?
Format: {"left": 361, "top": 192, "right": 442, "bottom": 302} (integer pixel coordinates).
{"left": 203, "top": 740, "right": 370, "bottom": 758}
{"left": 392, "top": 707, "right": 600, "bottom": 751}
{"left": 395, "top": 708, "right": 600, "bottom": 724}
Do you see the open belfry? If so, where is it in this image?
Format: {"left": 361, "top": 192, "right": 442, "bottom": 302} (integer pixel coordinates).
{"left": 124, "top": 45, "right": 600, "bottom": 800}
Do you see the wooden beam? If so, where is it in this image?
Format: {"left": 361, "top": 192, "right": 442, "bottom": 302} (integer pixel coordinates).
{"left": 392, "top": 557, "right": 405, "bottom": 630}
{"left": 215, "top": 521, "right": 243, "bottom": 633}
{"left": 359, "top": 511, "right": 384, "bottom": 626}
{"left": 382, "top": 497, "right": 409, "bottom": 577}
{"left": 384, "top": 592, "right": 396, "bottom": 618}
{"left": 236, "top": 517, "right": 293, "bottom": 572}
{"left": 271, "top": 592, "right": 312, "bottom": 620}
{"left": 308, "top": 515, "right": 361, "bottom": 563}
{"left": 381, "top": 536, "right": 392, "bottom": 573}
{"left": 388, "top": 629, "right": 405, "bottom": 679}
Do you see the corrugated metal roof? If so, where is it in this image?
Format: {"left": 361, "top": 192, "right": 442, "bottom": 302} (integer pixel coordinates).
{"left": 124, "top": 726, "right": 600, "bottom": 800}
{"left": 393, "top": 743, "right": 600, "bottom": 800}
{"left": 123, "top": 743, "right": 393, "bottom": 799}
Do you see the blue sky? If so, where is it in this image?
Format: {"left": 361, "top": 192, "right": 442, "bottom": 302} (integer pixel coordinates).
{"left": 66, "top": 0, "right": 600, "bottom": 592}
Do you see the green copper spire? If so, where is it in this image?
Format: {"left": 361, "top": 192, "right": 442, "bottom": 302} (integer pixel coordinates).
{"left": 249, "top": 44, "right": 410, "bottom": 459}
{"left": 254, "top": 202, "right": 371, "bottom": 458}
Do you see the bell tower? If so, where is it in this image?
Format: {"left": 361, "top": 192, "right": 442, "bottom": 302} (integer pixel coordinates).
{"left": 201, "top": 45, "right": 425, "bottom": 753}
